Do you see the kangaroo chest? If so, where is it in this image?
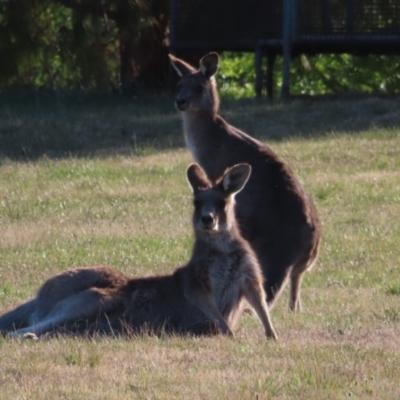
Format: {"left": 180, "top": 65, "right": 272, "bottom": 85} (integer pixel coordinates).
{"left": 181, "top": 115, "right": 226, "bottom": 177}
{"left": 200, "top": 247, "right": 244, "bottom": 296}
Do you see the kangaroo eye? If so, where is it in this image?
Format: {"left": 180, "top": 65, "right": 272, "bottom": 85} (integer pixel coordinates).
{"left": 195, "top": 85, "right": 203, "bottom": 93}
{"left": 218, "top": 201, "right": 226, "bottom": 209}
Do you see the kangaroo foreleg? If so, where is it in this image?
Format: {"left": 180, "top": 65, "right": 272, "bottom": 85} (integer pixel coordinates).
{"left": 186, "top": 290, "right": 233, "bottom": 336}
{"left": 244, "top": 279, "right": 278, "bottom": 340}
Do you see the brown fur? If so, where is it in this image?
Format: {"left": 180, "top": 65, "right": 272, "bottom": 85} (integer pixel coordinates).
{"left": 169, "top": 52, "right": 322, "bottom": 311}
{"left": 0, "top": 164, "right": 276, "bottom": 340}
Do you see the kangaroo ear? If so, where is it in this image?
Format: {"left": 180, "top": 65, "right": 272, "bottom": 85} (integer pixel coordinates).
{"left": 168, "top": 54, "right": 195, "bottom": 77}
{"left": 187, "top": 164, "right": 211, "bottom": 192}
{"left": 222, "top": 164, "right": 251, "bottom": 196}
{"left": 200, "top": 53, "right": 219, "bottom": 79}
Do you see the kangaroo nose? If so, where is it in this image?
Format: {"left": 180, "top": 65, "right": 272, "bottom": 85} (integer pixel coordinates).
{"left": 175, "top": 98, "right": 187, "bottom": 110}
{"left": 201, "top": 214, "right": 215, "bottom": 228}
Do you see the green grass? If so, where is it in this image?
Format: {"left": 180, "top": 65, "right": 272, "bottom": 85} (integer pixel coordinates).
{"left": 0, "top": 92, "right": 400, "bottom": 399}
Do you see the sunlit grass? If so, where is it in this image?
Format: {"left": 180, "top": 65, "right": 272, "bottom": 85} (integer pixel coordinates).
{"left": 0, "top": 95, "right": 399, "bottom": 399}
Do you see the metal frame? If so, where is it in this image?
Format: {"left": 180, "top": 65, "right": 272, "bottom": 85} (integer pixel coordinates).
{"left": 170, "top": 0, "right": 400, "bottom": 98}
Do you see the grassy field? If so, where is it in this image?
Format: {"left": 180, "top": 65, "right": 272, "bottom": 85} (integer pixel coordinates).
{"left": 0, "top": 91, "right": 400, "bottom": 399}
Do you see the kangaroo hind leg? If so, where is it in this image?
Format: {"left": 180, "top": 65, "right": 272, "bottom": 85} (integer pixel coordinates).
{"left": 8, "top": 287, "right": 120, "bottom": 338}
{"left": 289, "top": 272, "right": 304, "bottom": 312}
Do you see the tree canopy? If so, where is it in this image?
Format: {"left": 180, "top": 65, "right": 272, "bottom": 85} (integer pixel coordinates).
{"left": 0, "top": 0, "right": 169, "bottom": 94}
{"left": 1, "top": 0, "right": 399, "bottom": 97}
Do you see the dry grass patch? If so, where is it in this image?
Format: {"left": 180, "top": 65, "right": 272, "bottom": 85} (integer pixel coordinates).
{"left": 1, "top": 96, "right": 400, "bottom": 399}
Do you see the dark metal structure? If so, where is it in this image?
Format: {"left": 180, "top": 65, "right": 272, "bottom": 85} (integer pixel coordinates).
{"left": 169, "top": 0, "right": 400, "bottom": 98}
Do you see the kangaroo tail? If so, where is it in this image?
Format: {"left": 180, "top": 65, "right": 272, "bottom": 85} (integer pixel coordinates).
{"left": 0, "top": 299, "right": 37, "bottom": 334}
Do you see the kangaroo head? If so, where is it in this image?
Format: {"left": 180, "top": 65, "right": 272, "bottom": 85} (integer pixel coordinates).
{"left": 187, "top": 163, "right": 251, "bottom": 233}
{"left": 169, "top": 53, "right": 220, "bottom": 115}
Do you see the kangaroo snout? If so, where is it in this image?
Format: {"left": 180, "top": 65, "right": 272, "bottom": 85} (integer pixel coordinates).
{"left": 199, "top": 213, "right": 217, "bottom": 230}
{"left": 175, "top": 98, "right": 188, "bottom": 111}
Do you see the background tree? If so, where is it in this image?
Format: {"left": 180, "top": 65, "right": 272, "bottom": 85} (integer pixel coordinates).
{"left": 218, "top": 53, "right": 400, "bottom": 99}
{"left": 1, "top": 0, "right": 399, "bottom": 97}
{"left": 0, "top": 0, "right": 169, "bottom": 94}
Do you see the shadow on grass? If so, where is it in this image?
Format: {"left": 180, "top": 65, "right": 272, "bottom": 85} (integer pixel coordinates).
{"left": 1, "top": 89, "right": 400, "bottom": 161}
{"left": 0, "top": 89, "right": 185, "bottom": 161}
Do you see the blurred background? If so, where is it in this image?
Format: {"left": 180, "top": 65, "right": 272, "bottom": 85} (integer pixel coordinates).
{"left": 1, "top": 0, "right": 400, "bottom": 99}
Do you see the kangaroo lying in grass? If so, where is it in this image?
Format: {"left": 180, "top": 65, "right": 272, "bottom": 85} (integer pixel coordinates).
{"left": 0, "top": 164, "right": 277, "bottom": 340}
{"left": 169, "top": 52, "right": 322, "bottom": 312}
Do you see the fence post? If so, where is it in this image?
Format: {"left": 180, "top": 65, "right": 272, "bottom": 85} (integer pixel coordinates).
{"left": 255, "top": 44, "right": 263, "bottom": 97}
{"left": 281, "top": 0, "right": 292, "bottom": 99}
{"left": 267, "top": 52, "right": 276, "bottom": 99}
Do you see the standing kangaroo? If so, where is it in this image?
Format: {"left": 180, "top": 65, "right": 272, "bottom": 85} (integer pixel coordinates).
{"left": 169, "top": 52, "right": 322, "bottom": 311}
{"left": 0, "top": 164, "right": 276, "bottom": 340}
